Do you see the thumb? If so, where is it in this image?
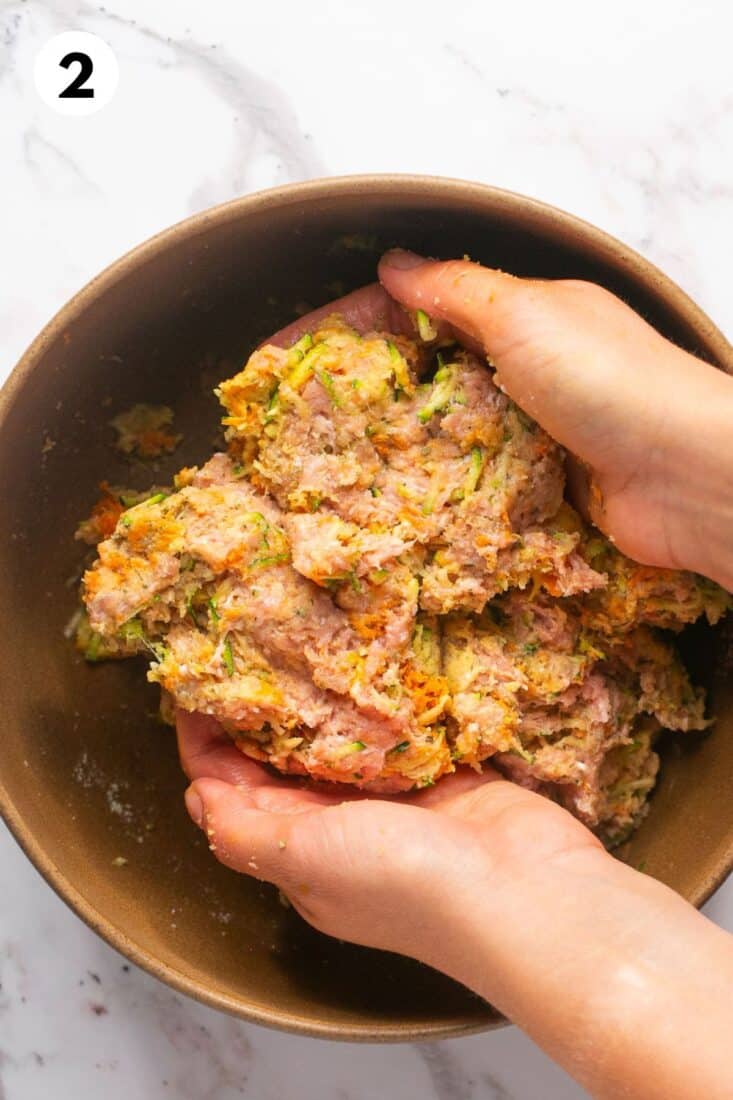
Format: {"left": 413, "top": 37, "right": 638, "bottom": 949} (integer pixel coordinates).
{"left": 185, "top": 778, "right": 294, "bottom": 884}
{"left": 378, "top": 250, "right": 622, "bottom": 466}
{"left": 378, "top": 250, "right": 720, "bottom": 474}
{"left": 378, "top": 249, "right": 530, "bottom": 356}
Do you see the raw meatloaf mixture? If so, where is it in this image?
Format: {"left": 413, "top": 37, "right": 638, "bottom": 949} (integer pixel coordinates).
{"left": 77, "top": 317, "right": 730, "bottom": 844}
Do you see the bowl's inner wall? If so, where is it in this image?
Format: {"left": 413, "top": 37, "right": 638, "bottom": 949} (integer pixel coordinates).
{"left": 1, "top": 185, "right": 731, "bottom": 1035}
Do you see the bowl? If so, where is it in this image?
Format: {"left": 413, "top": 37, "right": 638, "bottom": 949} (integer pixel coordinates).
{"left": 1, "top": 175, "right": 731, "bottom": 1041}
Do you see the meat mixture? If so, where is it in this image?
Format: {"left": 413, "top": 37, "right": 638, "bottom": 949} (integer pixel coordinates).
{"left": 77, "top": 317, "right": 730, "bottom": 844}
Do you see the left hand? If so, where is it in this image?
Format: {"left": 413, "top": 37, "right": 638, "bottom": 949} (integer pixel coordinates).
{"left": 178, "top": 710, "right": 602, "bottom": 967}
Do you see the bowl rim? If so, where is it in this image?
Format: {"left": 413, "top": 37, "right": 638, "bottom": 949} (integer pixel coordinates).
{"left": 2, "top": 173, "right": 732, "bottom": 1041}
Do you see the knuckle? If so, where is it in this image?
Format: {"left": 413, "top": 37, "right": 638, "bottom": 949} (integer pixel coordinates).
{"left": 551, "top": 278, "right": 620, "bottom": 311}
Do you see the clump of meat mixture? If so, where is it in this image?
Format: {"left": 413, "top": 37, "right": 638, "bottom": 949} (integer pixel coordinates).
{"left": 78, "top": 317, "right": 730, "bottom": 844}
{"left": 110, "top": 403, "right": 181, "bottom": 459}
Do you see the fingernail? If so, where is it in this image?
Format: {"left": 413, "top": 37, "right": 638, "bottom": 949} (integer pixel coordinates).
{"left": 185, "top": 787, "right": 204, "bottom": 827}
{"left": 381, "top": 248, "right": 427, "bottom": 271}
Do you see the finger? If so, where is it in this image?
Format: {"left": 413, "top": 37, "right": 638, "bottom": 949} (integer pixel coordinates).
{"left": 177, "top": 714, "right": 510, "bottom": 819}
{"left": 441, "top": 324, "right": 485, "bottom": 357}
{"left": 250, "top": 784, "right": 356, "bottom": 813}
{"left": 266, "top": 283, "right": 416, "bottom": 348}
{"left": 176, "top": 710, "right": 292, "bottom": 791}
{"left": 177, "top": 710, "right": 250, "bottom": 783}
{"left": 265, "top": 280, "right": 473, "bottom": 354}
{"left": 185, "top": 777, "right": 296, "bottom": 884}
{"left": 378, "top": 250, "right": 527, "bottom": 353}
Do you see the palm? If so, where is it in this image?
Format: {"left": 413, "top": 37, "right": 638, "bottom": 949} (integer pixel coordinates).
{"left": 178, "top": 712, "right": 598, "bottom": 952}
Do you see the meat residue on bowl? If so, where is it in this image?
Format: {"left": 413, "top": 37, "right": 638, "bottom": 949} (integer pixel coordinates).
{"left": 109, "top": 403, "right": 181, "bottom": 460}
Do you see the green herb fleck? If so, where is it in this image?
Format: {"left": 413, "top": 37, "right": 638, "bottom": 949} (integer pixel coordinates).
{"left": 223, "top": 637, "right": 235, "bottom": 677}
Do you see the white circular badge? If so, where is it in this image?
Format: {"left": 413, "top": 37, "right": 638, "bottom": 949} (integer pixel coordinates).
{"left": 34, "top": 31, "right": 118, "bottom": 116}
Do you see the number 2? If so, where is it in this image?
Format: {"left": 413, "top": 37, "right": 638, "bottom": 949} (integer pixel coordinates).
{"left": 58, "top": 51, "right": 94, "bottom": 99}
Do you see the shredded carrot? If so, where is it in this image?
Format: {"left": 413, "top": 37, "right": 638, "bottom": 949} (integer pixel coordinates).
{"left": 84, "top": 482, "right": 124, "bottom": 540}
{"left": 402, "top": 663, "right": 450, "bottom": 722}
{"left": 135, "top": 428, "right": 179, "bottom": 459}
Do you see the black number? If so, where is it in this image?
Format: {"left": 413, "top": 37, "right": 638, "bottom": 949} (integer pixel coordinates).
{"left": 58, "top": 51, "right": 94, "bottom": 99}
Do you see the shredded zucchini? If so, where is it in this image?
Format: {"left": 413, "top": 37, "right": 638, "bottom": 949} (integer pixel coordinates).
{"left": 417, "top": 365, "right": 458, "bottom": 424}
{"left": 415, "top": 309, "right": 438, "bottom": 342}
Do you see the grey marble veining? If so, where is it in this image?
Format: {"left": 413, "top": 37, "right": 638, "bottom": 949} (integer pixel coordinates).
{"left": 1, "top": 1, "right": 732, "bottom": 1097}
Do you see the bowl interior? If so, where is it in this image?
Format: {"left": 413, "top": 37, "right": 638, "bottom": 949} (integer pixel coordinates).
{"left": 1, "top": 178, "right": 731, "bottom": 1039}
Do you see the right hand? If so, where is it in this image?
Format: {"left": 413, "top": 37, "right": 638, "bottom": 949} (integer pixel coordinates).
{"left": 378, "top": 250, "right": 733, "bottom": 590}
{"left": 178, "top": 267, "right": 733, "bottom": 1100}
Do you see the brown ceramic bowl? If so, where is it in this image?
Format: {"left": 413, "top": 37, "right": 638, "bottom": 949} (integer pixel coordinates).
{"left": 1, "top": 175, "right": 732, "bottom": 1041}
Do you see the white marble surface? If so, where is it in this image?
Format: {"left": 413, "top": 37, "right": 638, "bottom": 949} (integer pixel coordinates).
{"left": 1, "top": 0, "right": 732, "bottom": 1096}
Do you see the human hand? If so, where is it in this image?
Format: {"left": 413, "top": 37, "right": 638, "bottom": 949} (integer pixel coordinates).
{"left": 179, "top": 710, "right": 733, "bottom": 1100}
{"left": 178, "top": 710, "right": 601, "bottom": 967}
{"left": 176, "top": 268, "right": 733, "bottom": 1099}
{"left": 378, "top": 251, "right": 733, "bottom": 591}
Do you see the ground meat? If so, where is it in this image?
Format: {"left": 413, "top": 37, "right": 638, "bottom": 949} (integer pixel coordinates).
{"left": 442, "top": 594, "right": 709, "bottom": 841}
{"left": 78, "top": 316, "right": 730, "bottom": 839}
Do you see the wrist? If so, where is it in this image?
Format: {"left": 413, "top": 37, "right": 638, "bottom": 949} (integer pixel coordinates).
{"left": 428, "top": 840, "right": 733, "bottom": 1100}
{"left": 429, "top": 843, "right": 617, "bottom": 1004}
